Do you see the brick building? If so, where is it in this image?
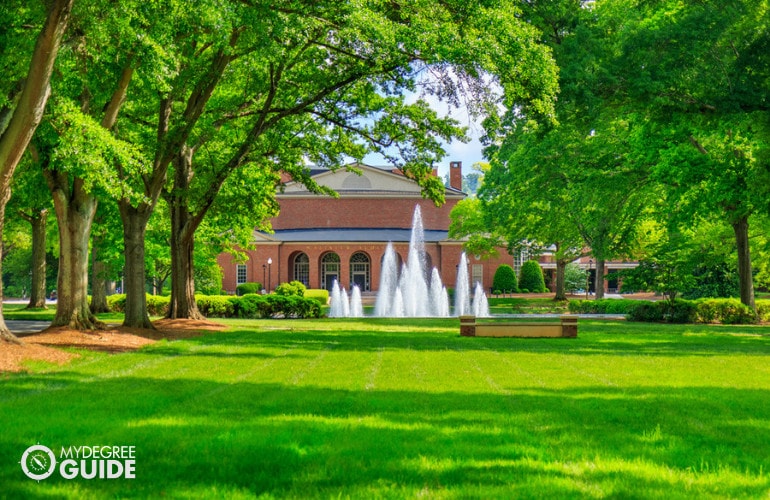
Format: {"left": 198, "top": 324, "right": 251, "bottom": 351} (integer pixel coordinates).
{"left": 217, "top": 160, "right": 635, "bottom": 295}
{"left": 217, "top": 161, "right": 511, "bottom": 294}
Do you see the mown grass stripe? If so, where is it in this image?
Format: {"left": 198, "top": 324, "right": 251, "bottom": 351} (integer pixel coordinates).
{"left": 2, "top": 318, "right": 770, "bottom": 499}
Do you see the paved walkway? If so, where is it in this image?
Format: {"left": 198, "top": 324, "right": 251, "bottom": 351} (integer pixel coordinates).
{"left": 6, "top": 320, "right": 51, "bottom": 335}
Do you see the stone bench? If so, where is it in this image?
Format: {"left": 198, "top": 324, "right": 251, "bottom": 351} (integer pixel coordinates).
{"left": 460, "top": 315, "right": 578, "bottom": 338}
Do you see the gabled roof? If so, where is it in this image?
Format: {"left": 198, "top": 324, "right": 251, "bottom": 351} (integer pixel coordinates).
{"left": 263, "top": 228, "right": 451, "bottom": 243}
{"left": 280, "top": 162, "right": 464, "bottom": 198}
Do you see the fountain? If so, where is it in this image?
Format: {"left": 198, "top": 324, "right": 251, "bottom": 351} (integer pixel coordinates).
{"left": 454, "top": 252, "right": 471, "bottom": 316}
{"left": 329, "top": 280, "right": 364, "bottom": 318}
{"left": 350, "top": 285, "right": 364, "bottom": 317}
{"left": 329, "top": 205, "right": 488, "bottom": 317}
{"left": 329, "top": 280, "right": 346, "bottom": 318}
{"left": 473, "top": 281, "right": 490, "bottom": 317}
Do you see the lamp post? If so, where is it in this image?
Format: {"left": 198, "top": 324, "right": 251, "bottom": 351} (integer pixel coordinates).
{"left": 267, "top": 258, "right": 272, "bottom": 292}
{"left": 262, "top": 264, "right": 266, "bottom": 292}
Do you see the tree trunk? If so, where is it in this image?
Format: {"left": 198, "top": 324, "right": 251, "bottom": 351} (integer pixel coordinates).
{"left": 26, "top": 209, "right": 48, "bottom": 309}
{"left": 90, "top": 243, "right": 109, "bottom": 314}
{"left": 732, "top": 216, "right": 755, "bottom": 311}
{"left": 0, "top": 0, "right": 74, "bottom": 343}
{"left": 554, "top": 258, "right": 567, "bottom": 301}
{"left": 0, "top": 0, "right": 73, "bottom": 186}
{"left": 167, "top": 226, "right": 204, "bottom": 320}
{"left": 120, "top": 203, "right": 154, "bottom": 329}
{"left": 46, "top": 173, "right": 100, "bottom": 329}
{"left": 0, "top": 193, "right": 22, "bottom": 344}
{"left": 594, "top": 258, "right": 605, "bottom": 300}
{"left": 166, "top": 146, "right": 204, "bottom": 319}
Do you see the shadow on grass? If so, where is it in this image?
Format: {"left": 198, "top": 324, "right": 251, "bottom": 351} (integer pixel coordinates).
{"left": 2, "top": 373, "right": 769, "bottom": 498}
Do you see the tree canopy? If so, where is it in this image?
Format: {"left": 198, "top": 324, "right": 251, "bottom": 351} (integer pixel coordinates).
{"left": 472, "top": 0, "right": 770, "bottom": 308}
{"left": 1, "top": 0, "right": 561, "bottom": 332}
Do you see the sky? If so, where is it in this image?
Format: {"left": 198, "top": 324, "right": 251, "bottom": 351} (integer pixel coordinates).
{"left": 361, "top": 89, "right": 489, "bottom": 179}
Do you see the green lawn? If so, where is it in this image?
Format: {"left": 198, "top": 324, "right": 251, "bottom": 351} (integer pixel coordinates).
{"left": 3, "top": 318, "right": 770, "bottom": 498}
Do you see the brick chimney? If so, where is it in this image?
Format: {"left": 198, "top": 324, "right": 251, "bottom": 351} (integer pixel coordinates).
{"left": 449, "top": 161, "right": 463, "bottom": 191}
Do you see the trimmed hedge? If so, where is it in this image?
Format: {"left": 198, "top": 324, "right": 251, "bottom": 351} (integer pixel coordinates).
{"left": 569, "top": 297, "right": 767, "bottom": 324}
{"left": 694, "top": 298, "right": 757, "bottom": 325}
{"left": 305, "top": 289, "right": 330, "bottom": 305}
{"left": 568, "top": 299, "right": 641, "bottom": 315}
{"left": 107, "top": 294, "right": 170, "bottom": 316}
{"left": 196, "top": 295, "right": 235, "bottom": 317}
{"left": 236, "top": 282, "right": 262, "bottom": 296}
{"left": 106, "top": 293, "right": 322, "bottom": 319}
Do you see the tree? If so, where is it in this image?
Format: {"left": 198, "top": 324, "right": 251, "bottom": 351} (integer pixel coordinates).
{"left": 623, "top": 218, "right": 740, "bottom": 301}
{"left": 90, "top": 199, "right": 124, "bottom": 314}
{"left": 481, "top": 1, "right": 654, "bottom": 301}
{"left": 448, "top": 197, "right": 505, "bottom": 259}
{"left": 1, "top": 218, "right": 31, "bottom": 299}
{"left": 564, "top": 263, "right": 587, "bottom": 294}
{"left": 620, "top": 234, "right": 696, "bottom": 305}
{"left": 38, "top": 0, "right": 155, "bottom": 329}
{"left": 41, "top": 94, "right": 140, "bottom": 329}
{"left": 8, "top": 158, "right": 53, "bottom": 308}
{"left": 593, "top": 0, "right": 770, "bottom": 310}
{"left": 0, "top": 0, "right": 74, "bottom": 343}
{"left": 114, "top": 0, "right": 559, "bottom": 325}
{"left": 480, "top": 2, "right": 589, "bottom": 300}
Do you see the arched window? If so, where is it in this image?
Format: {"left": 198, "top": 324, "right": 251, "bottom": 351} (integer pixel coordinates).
{"left": 321, "top": 252, "right": 341, "bottom": 290}
{"left": 292, "top": 253, "right": 310, "bottom": 287}
{"left": 350, "top": 252, "right": 371, "bottom": 291}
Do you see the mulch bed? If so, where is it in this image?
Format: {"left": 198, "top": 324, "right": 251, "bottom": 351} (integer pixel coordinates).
{"left": 0, "top": 319, "right": 227, "bottom": 373}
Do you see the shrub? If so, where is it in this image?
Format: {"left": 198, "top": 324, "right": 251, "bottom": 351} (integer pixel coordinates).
{"left": 236, "top": 282, "right": 262, "bottom": 296}
{"left": 109, "top": 292, "right": 324, "bottom": 319}
{"left": 107, "top": 294, "right": 127, "bottom": 312}
{"left": 568, "top": 299, "right": 639, "bottom": 315}
{"left": 694, "top": 298, "right": 756, "bottom": 324}
{"left": 146, "top": 294, "right": 170, "bottom": 316}
{"left": 518, "top": 260, "right": 547, "bottom": 293}
{"left": 756, "top": 300, "right": 770, "bottom": 323}
{"left": 627, "top": 302, "right": 665, "bottom": 322}
{"left": 233, "top": 293, "right": 266, "bottom": 318}
{"left": 603, "top": 300, "right": 635, "bottom": 314}
{"left": 570, "top": 297, "right": 760, "bottom": 324}
{"left": 305, "top": 289, "right": 329, "bottom": 305}
{"left": 681, "top": 262, "right": 739, "bottom": 300}
{"left": 274, "top": 281, "right": 306, "bottom": 297}
{"left": 662, "top": 300, "right": 697, "bottom": 323}
{"left": 492, "top": 265, "right": 518, "bottom": 293}
{"left": 261, "top": 294, "right": 322, "bottom": 318}
{"left": 196, "top": 295, "right": 235, "bottom": 318}
{"left": 493, "top": 289, "right": 502, "bottom": 295}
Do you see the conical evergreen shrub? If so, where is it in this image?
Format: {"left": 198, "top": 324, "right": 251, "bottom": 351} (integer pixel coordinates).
{"left": 518, "top": 260, "right": 547, "bottom": 293}
{"left": 492, "top": 264, "right": 519, "bottom": 293}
